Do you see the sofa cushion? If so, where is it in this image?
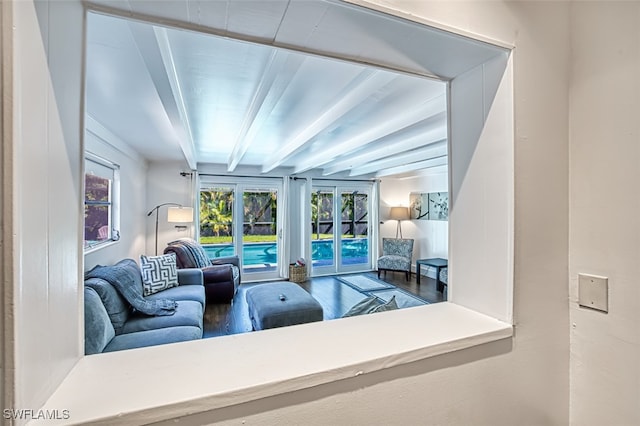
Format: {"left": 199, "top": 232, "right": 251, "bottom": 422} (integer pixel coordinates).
{"left": 84, "top": 277, "right": 131, "bottom": 334}
{"left": 84, "top": 287, "right": 116, "bottom": 355}
{"left": 146, "top": 284, "right": 205, "bottom": 309}
{"left": 103, "top": 326, "right": 202, "bottom": 353}
{"left": 140, "top": 253, "right": 179, "bottom": 296}
{"left": 122, "top": 300, "right": 203, "bottom": 334}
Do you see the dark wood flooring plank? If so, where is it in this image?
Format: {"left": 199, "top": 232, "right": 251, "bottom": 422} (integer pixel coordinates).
{"left": 202, "top": 271, "right": 446, "bottom": 339}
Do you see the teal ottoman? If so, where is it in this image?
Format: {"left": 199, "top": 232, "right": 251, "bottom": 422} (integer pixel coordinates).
{"left": 246, "top": 282, "right": 323, "bottom": 330}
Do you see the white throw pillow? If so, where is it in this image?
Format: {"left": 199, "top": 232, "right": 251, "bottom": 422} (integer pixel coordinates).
{"left": 140, "top": 253, "right": 179, "bottom": 296}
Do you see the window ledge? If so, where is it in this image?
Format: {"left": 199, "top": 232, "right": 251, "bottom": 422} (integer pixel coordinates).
{"left": 83, "top": 239, "right": 119, "bottom": 255}
{"left": 36, "top": 302, "right": 512, "bottom": 425}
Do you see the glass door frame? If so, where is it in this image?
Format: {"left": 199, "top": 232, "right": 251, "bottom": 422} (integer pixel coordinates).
{"left": 198, "top": 176, "right": 284, "bottom": 282}
{"left": 309, "top": 180, "right": 374, "bottom": 276}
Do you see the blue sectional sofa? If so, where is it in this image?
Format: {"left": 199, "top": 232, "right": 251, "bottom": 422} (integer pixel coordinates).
{"left": 84, "top": 258, "right": 205, "bottom": 354}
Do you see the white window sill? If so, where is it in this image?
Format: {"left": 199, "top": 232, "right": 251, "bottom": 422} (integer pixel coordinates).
{"left": 35, "top": 302, "right": 512, "bottom": 425}
{"left": 83, "top": 239, "right": 119, "bottom": 255}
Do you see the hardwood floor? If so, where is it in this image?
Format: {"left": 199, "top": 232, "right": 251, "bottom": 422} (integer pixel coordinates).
{"left": 203, "top": 270, "right": 447, "bottom": 339}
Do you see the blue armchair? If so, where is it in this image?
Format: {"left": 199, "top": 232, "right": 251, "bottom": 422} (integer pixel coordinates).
{"left": 377, "top": 238, "right": 414, "bottom": 281}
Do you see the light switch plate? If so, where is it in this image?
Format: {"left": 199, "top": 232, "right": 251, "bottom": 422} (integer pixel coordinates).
{"left": 578, "top": 273, "right": 608, "bottom": 313}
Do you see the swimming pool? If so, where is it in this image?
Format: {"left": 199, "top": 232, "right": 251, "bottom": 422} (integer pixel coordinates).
{"left": 202, "top": 238, "right": 369, "bottom": 267}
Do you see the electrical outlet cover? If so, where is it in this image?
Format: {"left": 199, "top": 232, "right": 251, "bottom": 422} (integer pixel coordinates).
{"left": 578, "top": 273, "right": 608, "bottom": 313}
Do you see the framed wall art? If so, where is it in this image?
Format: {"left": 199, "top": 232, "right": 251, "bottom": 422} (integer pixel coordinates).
{"left": 409, "top": 191, "right": 448, "bottom": 221}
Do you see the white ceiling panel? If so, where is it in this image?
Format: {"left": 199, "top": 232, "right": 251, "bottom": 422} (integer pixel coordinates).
{"left": 85, "top": 0, "right": 508, "bottom": 177}
{"left": 86, "top": 12, "right": 184, "bottom": 162}
{"left": 277, "top": 0, "right": 504, "bottom": 79}
{"left": 225, "top": 0, "right": 290, "bottom": 40}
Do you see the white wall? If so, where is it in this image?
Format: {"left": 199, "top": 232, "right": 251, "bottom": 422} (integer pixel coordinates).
{"left": 83, "top": 118, "right": 148, "bottom": 270}
{"left": 569, "top": 3, "right": 640, "bottom": 425}
{"left": 4, "top": 1, "right": 577, "bottom": 424}
{"left": 7, "top": 0, "right": 84, "bottom": 414}
{"left": 449, "top": 52, "right": 513, "bottom": 321}
{"left": 379, "top": 169, "right": 449, "bottom": 278}
{"left": 164, "top": 0, "right": 572, "bottom": 423}
{"left": 146, "top": 161, "right": 195, "bottom": 256}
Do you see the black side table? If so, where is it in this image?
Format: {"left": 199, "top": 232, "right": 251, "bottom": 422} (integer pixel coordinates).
{"left": 416, "top": 258, "right": 448, "bottom": 292}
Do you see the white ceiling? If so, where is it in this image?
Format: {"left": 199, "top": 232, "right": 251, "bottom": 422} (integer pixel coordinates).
{"left": 85, "top": 0, "right": 506, "bottom": 178}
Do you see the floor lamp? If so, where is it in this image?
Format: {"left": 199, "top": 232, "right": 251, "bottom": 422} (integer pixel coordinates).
{"left": 389, "top": 206, "right": 409, "bottom": 238}
{"left": 147, "top": 203, "right": 194, "bottom": 255}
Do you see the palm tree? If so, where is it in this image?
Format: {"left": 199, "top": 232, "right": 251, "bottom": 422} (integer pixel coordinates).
{"left": 200, "top": 191, "right": 233, "bottom": 239}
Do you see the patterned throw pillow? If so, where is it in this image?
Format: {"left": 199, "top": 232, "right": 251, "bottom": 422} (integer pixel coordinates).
{"left": 342, "top": 296, "right": 381, "bottom": 317}
{"left": 342, "top": 295, "right": 399, "bottom": 317}
{"left": 369, "top": 295, "right": 398, "bottom": 313}
{"left": 140, "top": 253, "right": 179, "bottom": 296}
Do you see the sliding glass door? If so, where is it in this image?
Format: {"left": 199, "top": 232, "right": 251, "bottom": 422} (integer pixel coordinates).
{"left": 241, "top": 187, "right": 279, "bottom": 278}
{"left": 310, "top": 183, "right": 372, "bottom": 275}
{"left": 200, "top": 179, "right": 283, "bottom": 281}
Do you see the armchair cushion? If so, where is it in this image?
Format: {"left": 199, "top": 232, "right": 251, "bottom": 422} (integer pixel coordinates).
{"left": 377, "top": 255, "right": 411, "bottom": 272}
{"left": 377, "top": 238, "right": 414, "bottom": 281}
{"left": 381, "top": 238, "right": 414, "bottom": 258}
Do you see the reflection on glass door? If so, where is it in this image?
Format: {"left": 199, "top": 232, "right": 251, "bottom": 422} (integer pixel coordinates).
{"left": 311, "top": 189, "right": 335, "bottom": 268}
{"left": 311, "top": 184, "right": 371, "bottom": 275}
{"left": 199, "top": 186, "right": 235, "bottom": 258}
{"left": 200, "top": 181, "right": 282, "bottom": 281}
{"left": 340, "top": 191, "right": 369, "bottom": 268}
{"left": 242, "top": 188, "right": 278, "bottom": 276}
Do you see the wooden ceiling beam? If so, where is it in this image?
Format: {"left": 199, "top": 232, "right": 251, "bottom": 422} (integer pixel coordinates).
{"left": 129, "top": 25, "right": 197, "bottom": 170}
{"left": 292, "top": 93, "right": 446, "bottom": 174}
{"left": 348, "top": 145, "right": 448, "bottom": 177}
{"left": 260, "top": 70, "right": 397, "bottom": 173}
{"left": 128, "top": 23, "right": 197, "bottom": 170}
{"left": 375, "top": 156, "right": 449, "bottom": 177}
{"left": 320, "top": 113, "right": 447, "bottom": 176}
{"left": 227, "top": 51, "right": 305, "bottom": 172}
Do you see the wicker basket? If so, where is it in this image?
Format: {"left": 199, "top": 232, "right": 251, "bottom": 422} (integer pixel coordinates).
{"left": 289, "top": 264, "right": 307, "bottom": 283}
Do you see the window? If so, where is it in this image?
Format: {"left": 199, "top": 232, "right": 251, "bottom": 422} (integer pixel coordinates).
{"left": 84, "top": 153, "right": 120, "bottom": 251}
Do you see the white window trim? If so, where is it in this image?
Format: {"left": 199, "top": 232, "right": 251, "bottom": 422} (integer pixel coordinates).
{"left": 47, "top": 43, "right": 515, "bottom": 426}
{"left": 83, "top": 152, "right": 121, "bottom": 252}
{"left": 45, "top": 5, "right": 515, "bottom": 423}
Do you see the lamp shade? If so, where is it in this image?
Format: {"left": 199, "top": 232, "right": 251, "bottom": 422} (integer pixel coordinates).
{"left": 167, "top": 206, "right": 194, "bottom": 223}
{"left": 389, "top": 206, "right": 409, "bottom": 221}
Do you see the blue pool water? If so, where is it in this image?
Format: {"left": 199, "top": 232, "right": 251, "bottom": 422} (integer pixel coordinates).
{"left": 202, "top": 238, "right": 368, "bottom": 267}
